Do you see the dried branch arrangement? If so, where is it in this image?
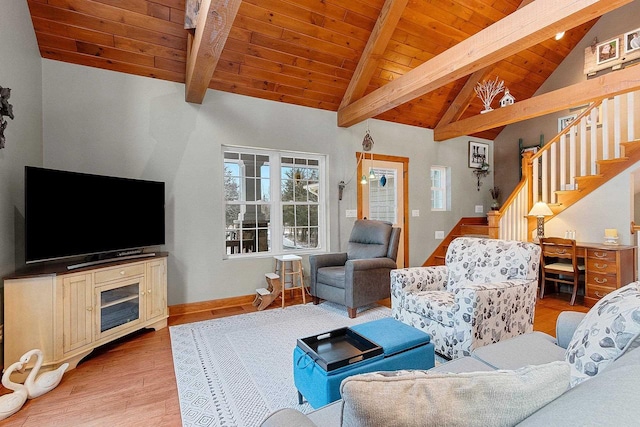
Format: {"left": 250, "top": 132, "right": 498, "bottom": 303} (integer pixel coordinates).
{"left": 475, "top": 77, "right": 504, "bottom": 113}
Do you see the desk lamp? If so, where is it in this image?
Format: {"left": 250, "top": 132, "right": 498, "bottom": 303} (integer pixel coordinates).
{"left": 528, "top": 201, "right": 553, "bottom": 241}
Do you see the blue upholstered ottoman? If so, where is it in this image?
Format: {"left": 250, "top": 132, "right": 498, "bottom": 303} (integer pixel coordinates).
{"left": 293, "top": 317, "right": 435, "bottom": 408}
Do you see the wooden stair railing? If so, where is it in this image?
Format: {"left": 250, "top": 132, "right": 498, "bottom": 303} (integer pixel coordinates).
{"left": 422, "top": 216, "right": 489, "bottom": 266}
{"left": 423, "top": 88, "right": 640, "bottom": 266}
{"left": 495, "top": 89, "right": 640, "bottom": 241}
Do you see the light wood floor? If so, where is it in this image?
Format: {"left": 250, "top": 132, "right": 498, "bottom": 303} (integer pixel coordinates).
{"left": 1, "top": 292, "right": 588, "bottom": 426}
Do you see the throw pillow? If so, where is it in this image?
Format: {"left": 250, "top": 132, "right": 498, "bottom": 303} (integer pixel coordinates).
{"left": 565, "top": 281, "right": 640, "bottom": 387}
{"left": 339, "top": 361, "right": 570, "bottom": 427}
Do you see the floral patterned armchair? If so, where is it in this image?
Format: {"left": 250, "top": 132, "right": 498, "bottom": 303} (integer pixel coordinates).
{"left": 391, "top": 237, "right": 541, "bottom": 359}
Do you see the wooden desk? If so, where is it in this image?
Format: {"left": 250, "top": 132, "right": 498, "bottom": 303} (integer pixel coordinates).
{"left": 575, "top": 242, "right": 637, "bottom": 307}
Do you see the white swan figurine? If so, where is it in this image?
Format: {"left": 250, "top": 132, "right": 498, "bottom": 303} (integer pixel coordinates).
{"left": 19, "top": 349, "right": 69, "bottom": 399}
{"left": 0, "top": 360, "right": 28, "bottom": 420}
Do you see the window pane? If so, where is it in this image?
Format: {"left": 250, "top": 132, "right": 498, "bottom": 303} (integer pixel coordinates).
{"left": 309, "top": 227, "right": 319, "bottom": 248}
{"left": 294, "top": 178, "right": 307, "bottom": 202}
{"left": 296, "top": 205, "right": 309, "bottom": 226}
{"left": 260, "top": 178, "right": 270, "bottom": 201}
{"left": 309, "top": 205, "right": 318, "bottom": 226}
{"left": 281, "top": 177, "right": 293, "bottom": 201}
{"left": 224, "top": 175, "right": 241, "bottom": 201}
{"left": 245, "top": 177, "right": 257, "bottom": 202}
{"left": 307, "top": 181, "right": 319, "bottom": 202}
{"left": 431, "top": 170, "right": 441, "bottom": 187}
{"left": 368, "top": 168, "right": 396, "bottom": 223}
{"left": 282, "top": 205, "right": 295, "bottom": 227}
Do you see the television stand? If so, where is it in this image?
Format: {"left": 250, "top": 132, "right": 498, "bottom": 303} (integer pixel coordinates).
{"left": 67, "top": 252, "right": 156, "bottom": 270}
{"left": 4, "top": 253, "right": 168, "bottom": 374}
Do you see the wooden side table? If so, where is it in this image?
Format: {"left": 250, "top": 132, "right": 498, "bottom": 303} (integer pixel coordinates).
{"left": 273, "top": 254, "right": 306, "bottom": 307}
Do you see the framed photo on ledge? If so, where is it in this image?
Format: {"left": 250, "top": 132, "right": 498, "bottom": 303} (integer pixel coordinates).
{"left": 469, "top": 141, "right": 489, "bottom": 168}
{"left": 624, "top": 28, "right": 640, "bottom": 54}
{"left": 596, "top": 38, "right": 619, "bottom": 65}
{"left": 558, "top": 114, "right": 577, "bottom": 133}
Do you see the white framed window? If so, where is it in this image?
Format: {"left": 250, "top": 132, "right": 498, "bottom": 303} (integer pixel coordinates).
{"left": 223, "top": 146, "right": 326, "bottom": 257}
{"left": 430, "top": 165, "right": 450, "bottom": 211}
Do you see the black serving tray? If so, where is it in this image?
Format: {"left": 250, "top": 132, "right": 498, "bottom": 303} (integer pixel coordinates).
{"left": 297, "top": 327, "right": 383, "bottom": 372}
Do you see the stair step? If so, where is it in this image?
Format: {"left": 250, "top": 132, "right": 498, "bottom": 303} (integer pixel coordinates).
{"left": 460, "top": 225, "right": 489, "bottom": 235}
{"left": 597, "top": 157, "right": 629, "bottom": 166}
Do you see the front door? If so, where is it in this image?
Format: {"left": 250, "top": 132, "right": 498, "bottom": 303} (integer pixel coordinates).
{"left": 357, "top": 154, "right": 408, "bottom": 268}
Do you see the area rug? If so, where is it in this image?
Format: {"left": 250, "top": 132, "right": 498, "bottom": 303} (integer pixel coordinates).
{"left": 170, "top": 302, "right": 392, "bottom": 427}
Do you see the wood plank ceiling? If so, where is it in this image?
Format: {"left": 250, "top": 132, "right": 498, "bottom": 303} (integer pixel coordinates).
{"left": 27, "top": 0, "right": 598, "bottom": 140}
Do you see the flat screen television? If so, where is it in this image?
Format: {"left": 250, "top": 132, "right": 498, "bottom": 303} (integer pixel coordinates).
{"left": 25, "top": 166, "right": 165, "bottom": 265}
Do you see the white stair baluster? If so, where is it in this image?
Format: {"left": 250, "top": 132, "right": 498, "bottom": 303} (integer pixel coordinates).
{"left": 569, "top": 126, "right": 576, "bottom": 189}
{"left": 614, "top": 95, "right": 621, "bottom": 157}
{"left": 590, "top": 107, "right": 598, "bottom": 174}
{"left": 560, "top": 133, "right": 566, "bottom": 191}
{"left": 628, "top": 92, "right": 635, "bottom": 142}
{"left": 550, "top": 143, "right": 557, "bottom": 203}
{"left": 602, "top": 98, "right": 609, "bottom": 160}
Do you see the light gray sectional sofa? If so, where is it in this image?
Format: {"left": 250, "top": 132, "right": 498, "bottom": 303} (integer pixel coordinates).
{"left": 262, "top": 282, "right": 640, "bottom": 426}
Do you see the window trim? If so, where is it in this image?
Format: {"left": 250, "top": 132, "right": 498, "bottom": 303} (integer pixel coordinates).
{"left": 222, "top": 146, "right": 328, "bottom": 258}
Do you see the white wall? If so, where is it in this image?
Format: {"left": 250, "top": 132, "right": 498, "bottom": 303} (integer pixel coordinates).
{"left": 42, "top": 60, "right": 493, "bottom": 305}
{"left": 545, "top": 169, "right": 635, "bottom": 245}
{"left": 0, "top": 1, "right": 44, "bottom": 366}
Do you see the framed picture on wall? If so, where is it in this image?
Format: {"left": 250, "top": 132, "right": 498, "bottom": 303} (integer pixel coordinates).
{"left": 624, "top": 28, "right": 640, "bottom": 54}
{"left": 469, "top": 141, "right": 489, "bottom": 168}
{"left": 558, "top": 114, "right": 577, "bottom": 133}
{"left": 596, "top": 38, "right": 620, "bottom": 65}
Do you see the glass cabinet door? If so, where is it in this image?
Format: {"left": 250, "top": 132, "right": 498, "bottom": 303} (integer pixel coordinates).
{"left": 96, "top": 277, "right": 144, "bottom": 339}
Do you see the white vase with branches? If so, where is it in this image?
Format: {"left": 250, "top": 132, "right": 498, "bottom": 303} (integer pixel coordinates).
{"left": 475, "top": 77, "right": 504, "bottom": 114}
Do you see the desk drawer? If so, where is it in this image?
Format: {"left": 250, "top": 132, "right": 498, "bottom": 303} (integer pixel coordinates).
{"left": 586, "top": 284, "right": 615, "bottom": 301}
{"left": 586, "top": 249, "right": 616, "bottom": 262}
{"left": 586, "top": 272, "right": 617, "bottom": 289}
{"left": 586, "top": 258, "right": 617, "bottom": 274}
{"left": 95, "top": 263, "right": 145, "bottom": 284}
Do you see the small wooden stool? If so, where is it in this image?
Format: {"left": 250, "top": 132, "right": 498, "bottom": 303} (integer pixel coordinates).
{"left": 273, "top": 254, "right": 306, "bottom": 307}
{"left": 252, "top": 273, "right": 282, "bottom": 311}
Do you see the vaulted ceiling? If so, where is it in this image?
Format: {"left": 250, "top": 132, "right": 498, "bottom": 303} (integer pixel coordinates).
{"left": 27, "top": 0, "right": 608, "bottom": 140}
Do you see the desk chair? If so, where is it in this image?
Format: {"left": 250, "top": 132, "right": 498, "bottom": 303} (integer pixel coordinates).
{"left": 539, "top": 237, "right": 585, "bottom": 306}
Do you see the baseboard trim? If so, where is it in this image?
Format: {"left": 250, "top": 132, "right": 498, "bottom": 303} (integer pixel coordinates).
{"left": 169, "top": 294, "right": 255, "bottom": 316}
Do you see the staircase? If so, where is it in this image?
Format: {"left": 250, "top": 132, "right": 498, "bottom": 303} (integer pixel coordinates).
{"left": 423, "top": 216, "right": 489, "bottom": 266}
{"left": 499, "top": 89, "right": 640, "bottom": 241}
{"left": 424, "top": 87, "right": 640, "bottom": 266}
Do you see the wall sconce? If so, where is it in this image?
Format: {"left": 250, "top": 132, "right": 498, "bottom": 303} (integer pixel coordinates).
{"left": 528, "top": 201, "right": 554, "bottom": 241}
{"left": 472, "top": 162, "right": 490, "bottom": 191}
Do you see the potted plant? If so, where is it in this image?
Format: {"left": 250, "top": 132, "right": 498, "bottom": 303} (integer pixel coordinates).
{"left": 490, "top": 186, "right": 501, "bottom": 210}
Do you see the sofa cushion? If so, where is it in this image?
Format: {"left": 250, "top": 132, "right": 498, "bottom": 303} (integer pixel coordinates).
{"left": 565, "top": 282, "right": 640, "bottom": 387}
{"left": 340, "top": 361, "right": 570, "bottom": 427}
{"left": 517, "top": 360, "right": 640, "bottom": 426}
{"left": 402, "top": 290, "right": 456, "bottom": 327}
{"left": 260, "top": 408, "right": 318, "bottom": 427}
{"left": 472, "top": 331, "right": 565, "bottom": 370}
{"left": 429, "top": 355, "right": 494, "bottom": 373}
{"left": 445, "top": 238, "right": 541, "bottom": 292}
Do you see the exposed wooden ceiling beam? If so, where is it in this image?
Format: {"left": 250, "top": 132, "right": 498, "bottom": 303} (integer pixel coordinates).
{"left": 434, "top": 0, "right": 535, "bottom": 130}
{"left": 337, "top": 0, "right": 632, "bottom": 128}
{"left": 434, "top": 68, "right": 494, "bottom": 129}
{"left": 185, "top": 0, "right": 242, "bottom": 104}
{"left": 433, "top": 64, "right": 640, "bottom": 141}
{"left": 339, "top": 0, "right": 408, "bottom": 109}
